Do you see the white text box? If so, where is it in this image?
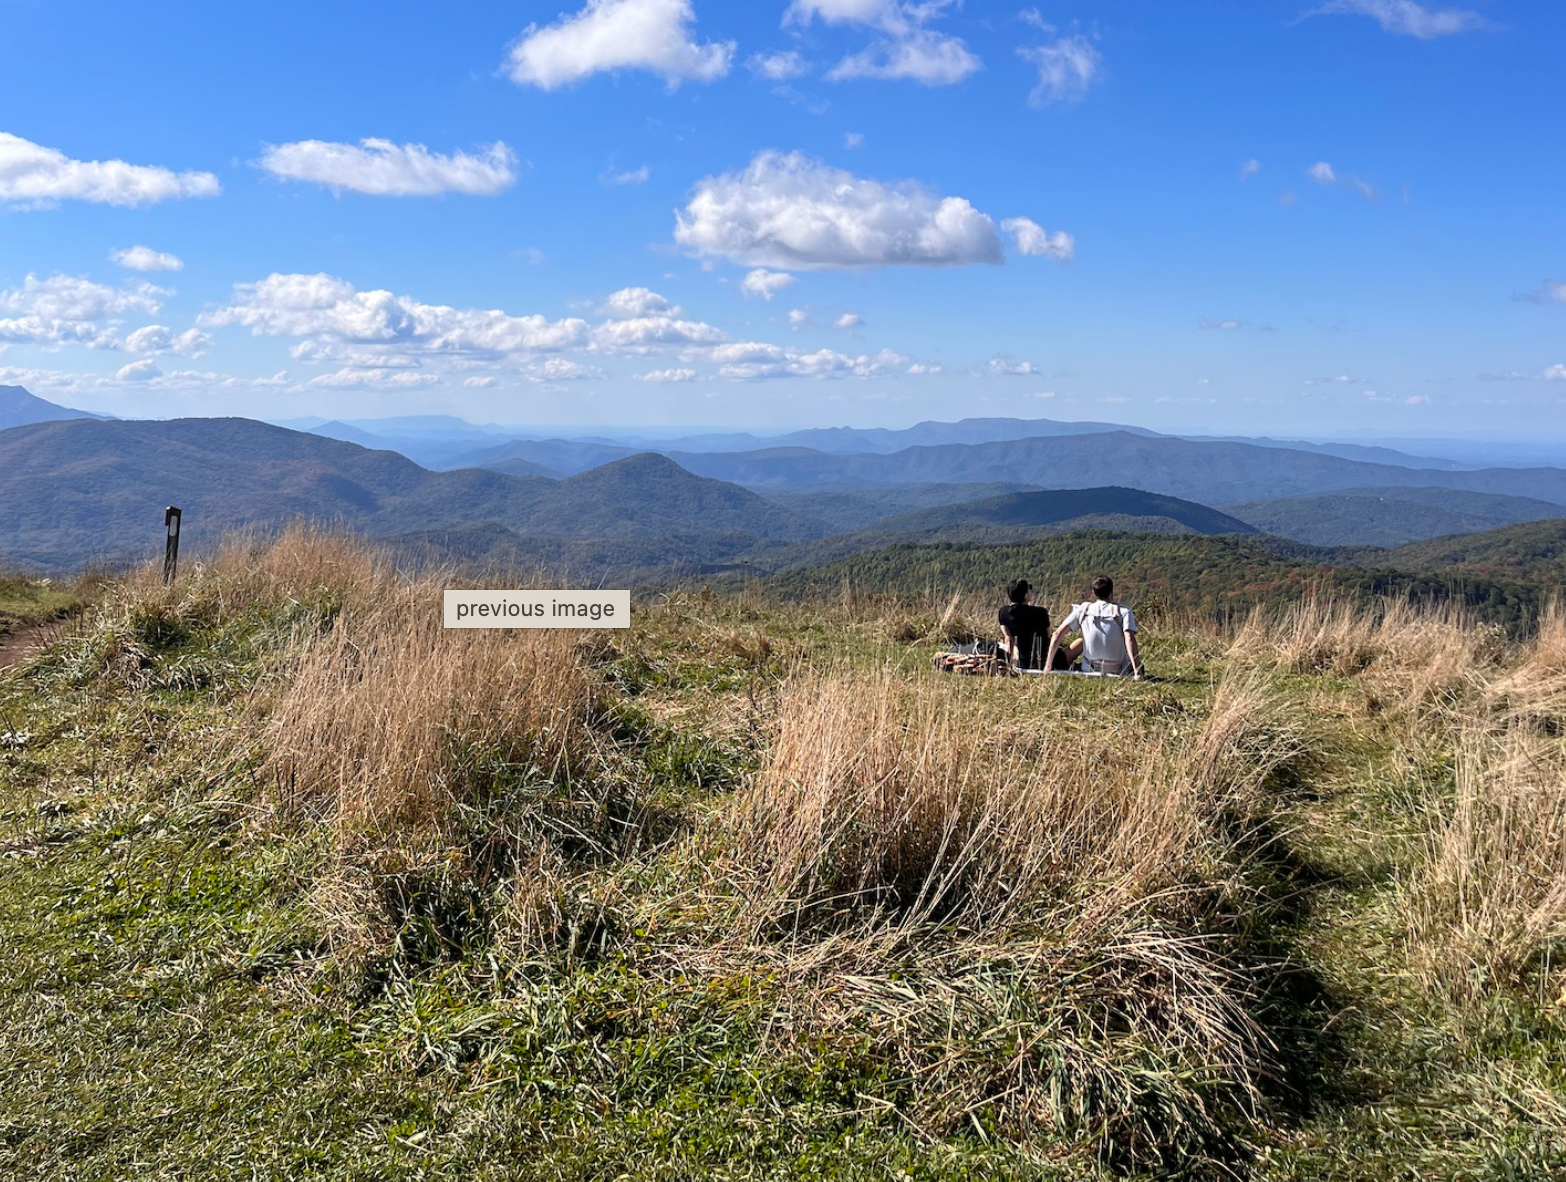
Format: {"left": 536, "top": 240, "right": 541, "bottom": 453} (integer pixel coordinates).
{"left": 444, "top": 590, "right": 630, "bottom": 628}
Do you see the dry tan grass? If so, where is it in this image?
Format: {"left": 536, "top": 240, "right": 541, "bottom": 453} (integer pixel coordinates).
{"left": 722, "top": 665, "right": 1295, "bottom": 937}
{"left": 263, "top": 581, "right": 594, "bottom": 841}
{"left": 1408, "top": 724, "right": 1566, "bottom": 1000}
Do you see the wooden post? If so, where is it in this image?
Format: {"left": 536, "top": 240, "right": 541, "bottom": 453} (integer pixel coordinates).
{"left": 163, "top": 506, "right": 182, "bottom": 585}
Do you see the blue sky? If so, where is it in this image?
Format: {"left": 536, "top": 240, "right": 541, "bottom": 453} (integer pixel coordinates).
{"left": 1, "top": 0, "right": 1561, "bottom": 436}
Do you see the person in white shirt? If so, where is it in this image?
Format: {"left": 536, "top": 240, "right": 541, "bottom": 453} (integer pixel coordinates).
{"left": 1044, "top": 576, "right": 1146, "bottom": 679}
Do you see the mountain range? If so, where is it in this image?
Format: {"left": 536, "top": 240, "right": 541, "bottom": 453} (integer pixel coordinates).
{"left": 4, "top": 391, "right": 1565, "bottom": 581}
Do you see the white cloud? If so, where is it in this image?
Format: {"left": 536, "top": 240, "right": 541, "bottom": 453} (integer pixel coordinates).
{"left": 829, "top": 29, "right": 982, "bottom": 85}
{"left": 464, "top": 376, "right": 498, "bottom": 388}
{"left": 707, "top": 341, "right": 790, "bottom": 365}
{"left": 529, "top": 358, "right": 598, "bottom": 381}
{"left": 741, "top": 268, "right": 796, "bottom": 300}
{"left": 111, "top": 245, "right": 184, "bottom": 272}
{"left": 603, "top": 164, "right": 651, "bottom": 186}
{"left": 599, "top": 287, "right": 681, "bottom": 319}
{"left": 987, "top": 358, "right": 1038, "bottom": 375}
{"left": 1239, "top": 159, "right": 1262, "bottom": 180}
{"left": 749, "top": 50, "right": 809, "bottom": 80}
{"left": 787, "top": 308, "right": 813, "bottom": 329}
{"left": 637, "top": 367, "right": 698, "bottom": 382}
{"left": 309, "top": 368, "right": 442, "bottom": 389}
{"left": 907, "top": 362, "right": 942, "bottom": 374}
{"left": 1308, "top": 161, "right": 1337, "bottom": 184}
{"left": 676, "top": 151, "right": 1006, "bottom": 270}
{"left": 1305, "top": 0, "right": 1487, "bottom": 38}
{"left": 1019, "top": 36, "right": 1102, "bottom": 106}
{"left": 1200, "top": 318, "right": 1241, "bottom": 330}
{"left": 715, "top": 342, "right": 906, "bottom": 381}
{"left": 1405, "top": 394, "right": 1429, "bottom": 405}
{"left": 0, "top": 132, "right": 219, "bottom": 208}
{"left": 834, "top": 311, "right": 863, "bottom": 330}
{"left": 203, "top": 273, "right": 592, "bottom": 359}
{"left": 786, "top": 0, "right": 981, "bottom": 86}
{"left": 1518, "top": 280, "right": 1566, "bottom": 305}
{"left": 1542, "top": 364, "right": 1566, "bottom": 381}
{"left": 1019, "top": 8, "right": 1052, "bottom": 32}
{"left": 504, "top": 0, "right": 734, "bottom": 89}
{"left": 591, "top": 314, "right": 727, "bottom": 353}
{"left": 845, "top": 131, "right": 865, "bottom": 148}
{"left": 114, "top": 359, "right": 161, "bottom": 382}
{"left": 0, "top": 274, "right": 166, "bottom": 349}
{"left": 124, "top": 324, "right": 208, "bottom": 356}
{"left": 259, "top": 138, "right": 517, "bottom": 196}
{"left": 1001, "top": 216, "right": 1074, "bottom": 261}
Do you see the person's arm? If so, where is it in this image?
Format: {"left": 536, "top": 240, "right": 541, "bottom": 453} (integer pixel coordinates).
{"left": 1044, "top": 620, "right": 1071, "bottom": 673}
{"left": 1000, "top": 623, "right": 1018, "bottom": 664}
{"left": 1125, "top": 628, "right": 1145, "bottom": 680}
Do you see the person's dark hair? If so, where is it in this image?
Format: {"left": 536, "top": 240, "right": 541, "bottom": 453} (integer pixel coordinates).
{"left": 1091, "top": 575, "right": 1113, "bottom": 600}
{"left": 1007, "top": 578, "right": 1031, "bottom": 604}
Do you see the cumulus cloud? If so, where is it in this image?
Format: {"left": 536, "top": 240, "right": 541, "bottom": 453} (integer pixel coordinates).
{"left": 504, "top": 0, "right": 734, "bottom": 90}
{"left": 845, "top": 132, "right": 865, "bottom": 148}
{"left": 1308, "top": 161, "right": 1337, "bottom": 184}
{"left": 114, "top": 359, "right": 161, "bottom": 382}
{"left": 1543, "top": 364, "right": 1566, "bottom": 381}
{"left": 309, "top": 368, "right": 442, "bottom": 389}
{"left": 590, "top": 315, "right": 727, "bottom": 353}
{"left": 787, "top": 308, "right": 813, "bottom": 329}
{"left": 1200, "top": 318, "right": 1241, "bottom": 330}
{"left": 463, "top": 376, "right": 497, "bottom": 388}
{"left": 1001, "top": 217, "right": 1074, "bottom": 261}
{"left": 0, "top": 273, "right": 166, "bottom": 349}
{"left": 714, "top": 342, "right": 906, "bottom": 381}
{"left": 1518, "top": 280, "right": 1566, "bottom": 305}
{"left": 675, "top": 151, "right": 1007, "bottom": 270}
{"left": 202, "top": 273, "right": 592, "bottom": 359}
{"left": 0, "top": 132, "right": 219, "bottom": 208}
{"left": 749, "top": 50, "right": 809, "bottom": 79}
{"left": 786, "top": 0, "right": 981, "bottom": 86}
{"left": 637, "top": 367, "right": 698, "bottom": 382}
{"left": 1239, "top": 159, "right": 1262, "bottom": 180}
{"left": 599, "top": 287, "right": 681, "bottom": 319}
{"left": 1018, "top": 36, "right": 1102, "bottom": 106}
{"left": 987, "top": 358, "right": 1039, "bottom": 375}
{"left": 834, "top": 311, "right": 863, "bottom": 330}
{"left": 124, "top": 324, "right": 208, "bottom": 356}
{"left": 1304, "top": 0, "right": 1487, "bottom": 38}
{"left": 741, "top": 268, "right": 796, "bottom": 299}
{"left": 111, "top": 245, "right": 184, "bottom": 272}
{"left": 259, "top": 138, "right": 517, "bottom": 196}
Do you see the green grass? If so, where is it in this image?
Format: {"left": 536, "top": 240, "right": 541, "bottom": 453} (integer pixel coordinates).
{"left": 3, "top": 569, "right": 1565, "bottom": 1180}
{"left": 0, "top": 571, "right": 85, "bottom": 638}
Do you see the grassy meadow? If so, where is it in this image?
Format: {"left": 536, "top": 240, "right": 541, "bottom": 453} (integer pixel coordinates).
{"left": 2, "top": 527, "right": 1564, "bottom": 1180}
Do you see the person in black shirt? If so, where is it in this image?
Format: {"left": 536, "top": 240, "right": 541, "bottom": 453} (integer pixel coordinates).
{"left": 998, "top": 578, "right": 1055, "bottom": 670}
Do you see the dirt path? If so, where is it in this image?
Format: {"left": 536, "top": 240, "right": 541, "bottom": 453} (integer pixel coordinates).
{"left": 0, "top": 619, "right": 67, "bottom": 672}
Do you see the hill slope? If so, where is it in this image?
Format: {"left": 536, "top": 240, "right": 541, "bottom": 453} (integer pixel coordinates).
{"left": 668, "top": 432, "right": 1566, "bottom": 505}
{"left": 765, "top": 530, "right": 1548, "bottom": 628}
{"left": 873, "top": 486, "right": 1256, "bottom": 536}
{"left": 1223, "top": 487, "right": 1565, "bottom": 546}
{"left": 0, "top": 419, "right": 820, "bottom": 571}
{"left": 0, "top": 385, "right": 102, "bottom": 431}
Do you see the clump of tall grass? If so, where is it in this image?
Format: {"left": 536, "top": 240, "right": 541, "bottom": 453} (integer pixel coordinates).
{"left": 262, "top": 582, "right": 594, "bottom": 840}
{"left": 1229, "top": 597, "right": 1498, "bottom": 730}
{"left": 1407, "top": 724, "right": 1566, "bottom": 1002}
{"left": 724, "top": 666, "right": 1297, "bottom": 935}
